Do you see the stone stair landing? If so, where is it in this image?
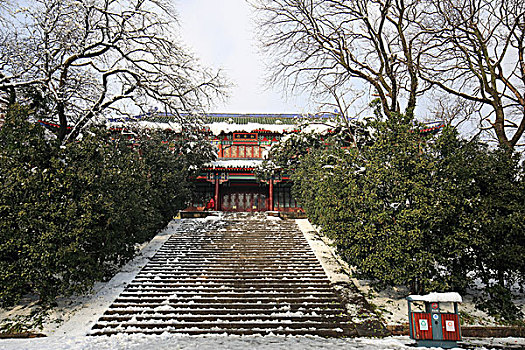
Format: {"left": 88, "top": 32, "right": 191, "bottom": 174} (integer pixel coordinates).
{"left": 90, "top": 214, "right": 357, "bottom": 336}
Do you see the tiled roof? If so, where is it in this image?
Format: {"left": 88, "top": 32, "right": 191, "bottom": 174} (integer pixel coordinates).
{"left": 141, "top": 113, "right": 334, "bottom": 125}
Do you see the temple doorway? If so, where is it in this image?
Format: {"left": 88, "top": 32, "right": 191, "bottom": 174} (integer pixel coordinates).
{"left": 220, "top": 184, "right": 267, "bottom": 212}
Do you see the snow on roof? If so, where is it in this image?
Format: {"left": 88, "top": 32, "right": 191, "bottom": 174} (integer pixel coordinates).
{"left": 204, "top": 113, "right": 302, "bottom": 125}
{"left": 105, "top": 113, "right": 342, "bottom": 136}
{"left": 144, "top": 113, "right": 335, "bottom": 124}
{"left": 205, "top": 159, "right": 263, "bottom": 168}
{"left": 107, "top": 121, "right": 334, "bottom": 136}
{"left": 407, "top": 292, "right": 462, "bottom": 303}
{"left": 108, "top": 120, "right": 183, "bottom": 132}
{"left": 205, "top": 121, "right": 334, "bottom": 136}
{"left": 206, "top": 122, "right": 298, "bottom": 136}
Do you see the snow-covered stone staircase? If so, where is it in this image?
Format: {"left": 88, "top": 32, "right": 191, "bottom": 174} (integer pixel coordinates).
{"left": 90, "top": 214, "right": 357, "bottom": 336}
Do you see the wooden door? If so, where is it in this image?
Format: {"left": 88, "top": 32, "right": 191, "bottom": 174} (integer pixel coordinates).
{"left": 221, "top": 184, "right": 267, "bottom": 212}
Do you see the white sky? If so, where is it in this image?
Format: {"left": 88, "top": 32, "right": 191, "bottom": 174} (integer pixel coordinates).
{"left": 175, "top": 0, "right": 312, "bottom": 114}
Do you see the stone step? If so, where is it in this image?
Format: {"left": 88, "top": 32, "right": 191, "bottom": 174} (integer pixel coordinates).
{"left": 112, "top": 296, "right": 340, "bottom": 304}
{"left": 131, "top": 278, "right": 330, "bottom": 283}
{"left": 120, "top": 290, "right": 336, "bottom": 296}
{"left": 123, "top": 287, "right": 336, "bottom": 294}
{"left": 90, "top": 214, "right": 355, "bottom": 337}
{"left": 140, "top": 265, "right": 324, "bottom": 270}
{"left": 135, "top": 272, "right": 328, "bottom": 277}
{"left": 90, "top": 328, "right": 352, "bottom": 337}
{"left": 92, "top": 321, "right": 351, "bottom": 330}
{"left": 125, "top": 282, "right": 334, "bottom": 288}
{"left": 165, "top": 236, "right": 307, "bottom": 238}
{"left": 152, "top": 252, "right": 317, "bottom": 256}
{"left": 119, "top": 290, "right": 337, "bottom": 296}
{"left": 103, "top": 308, "right": 346, "bottom": 316}
{"left": 153, "top": 241, "right": 306, "bottom": 245}
{"left": 149, "top": 258, "right": 320, "bottom": 263}
{"left": 107, "top": 302, "right": 346, "bottom": 311}
{"left": 137, "top": 268, "right": 327, "bottom": 273}
{"left": 98, "top": 314, "right": 350, "bottom": 322}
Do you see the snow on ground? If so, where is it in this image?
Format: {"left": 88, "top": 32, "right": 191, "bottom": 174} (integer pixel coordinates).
{"left": 297, "top": 219, "right": 383, "bottom": 326}
{"left": 2, "top": 334, "right": 525, "bottom": 350}
{"left": 0, "top": 221, "right": 181, "bottom": 337}
{"left": 1, "top": 215, "right": 524, "bottom": 350}
{"left": 0, "top": 334, "right": 416, "bottom": 350}
{"left": 296, "top": 219, "right": 353, "bottom": 285}
{"left": 55, "top": 220, "right": 182, "bottom": 337}
{"left": 362, "top": 281, "right": 525, "bottom": 327}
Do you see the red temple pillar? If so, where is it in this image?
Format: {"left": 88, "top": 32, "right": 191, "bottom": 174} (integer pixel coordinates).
{"left": 269, "top": 179, "right": 274, "bottom": 211}
{"left": 214, "top": 174, "right": 220, "bottom": 211}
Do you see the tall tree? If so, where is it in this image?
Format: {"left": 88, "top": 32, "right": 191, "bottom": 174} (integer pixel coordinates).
{"left": 254, "top": 0, "right": 525, "bottom": 148}
{"left": 0, "top": 0, "right": 226, "bottom": 141}
{"left": 253, "top": 0, "right": 431, "bottom": 118}
{"left": 0, "top": 105, "right": 216, "bottom": 306}
{"left": 283, "top": 116, "right": 525, "bottom": 318}
{"left": 421, "top": 0, "right": 525, "bottom": 149}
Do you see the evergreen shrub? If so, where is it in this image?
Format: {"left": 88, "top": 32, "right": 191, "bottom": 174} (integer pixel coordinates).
{"left": 0, "top": 106, "right": 212, "bottom": 306}
{"left": 265, "top": 113, "right": 525, "bottom": 320}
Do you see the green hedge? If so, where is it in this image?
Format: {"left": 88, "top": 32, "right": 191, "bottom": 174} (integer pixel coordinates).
{"left": 267, "top": 114, "right": 525, "bottom": 321}
{"left": 0, "top": 106, "right": 212, "bottom": 306}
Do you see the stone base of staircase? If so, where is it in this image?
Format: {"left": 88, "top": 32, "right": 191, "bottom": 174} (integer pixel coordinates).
{"left": 176, "top": 211, "right": 217, "bottom": 219}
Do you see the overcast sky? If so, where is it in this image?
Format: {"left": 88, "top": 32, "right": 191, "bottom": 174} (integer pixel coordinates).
{"left": 176, "top": 0, "right": 312, "bottom": 114}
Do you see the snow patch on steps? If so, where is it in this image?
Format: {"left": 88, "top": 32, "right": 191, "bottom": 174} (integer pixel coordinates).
{"left": 88, "top": 214, "right": 356, "bottom": 337}
{"left": 52, "top": 220, "right": 183, "bottom": 337}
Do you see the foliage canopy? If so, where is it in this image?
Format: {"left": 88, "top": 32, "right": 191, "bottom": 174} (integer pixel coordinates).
{"left": 263, "top": 114, "right": 525, "bottom": 320}
{"left": 0, "top": 105, "right": 213, "bottom": 306}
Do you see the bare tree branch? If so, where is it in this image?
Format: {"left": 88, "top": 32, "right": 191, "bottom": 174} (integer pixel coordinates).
{"left": 420, "top": 0, "right": 525, "bottom": 149}
{"left": 0, "top": 0, "right": 228, "bottom": 141}
{"left": 253, "top": 0, "right": 430, "bottom": 119}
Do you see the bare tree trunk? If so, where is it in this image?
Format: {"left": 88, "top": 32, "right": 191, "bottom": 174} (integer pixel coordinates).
{"left": 57, "top": 102, "right": 67, "bottom": 141}
{"left": 493, "top": 104, "right": 511, "bottom": 149}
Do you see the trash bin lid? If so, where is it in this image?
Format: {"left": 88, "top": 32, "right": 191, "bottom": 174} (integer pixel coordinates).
{"left": 407, "top": 292, "right": 462, "bottom": 303}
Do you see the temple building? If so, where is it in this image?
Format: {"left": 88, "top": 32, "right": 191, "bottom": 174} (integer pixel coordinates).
{"left": 129, "top": 113, "right": 337, "bottom": 212}
{"left": 40, "top": 112, "right": 445, "bottom": 213}
{"left": 39, "top": 112, "right": 321, "bottom": 212}
{"left": 187, "top": 113, "right": 444, "bottom": 212}
{"left": 180, "top": 113, "right": 327, "bottom": 213}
